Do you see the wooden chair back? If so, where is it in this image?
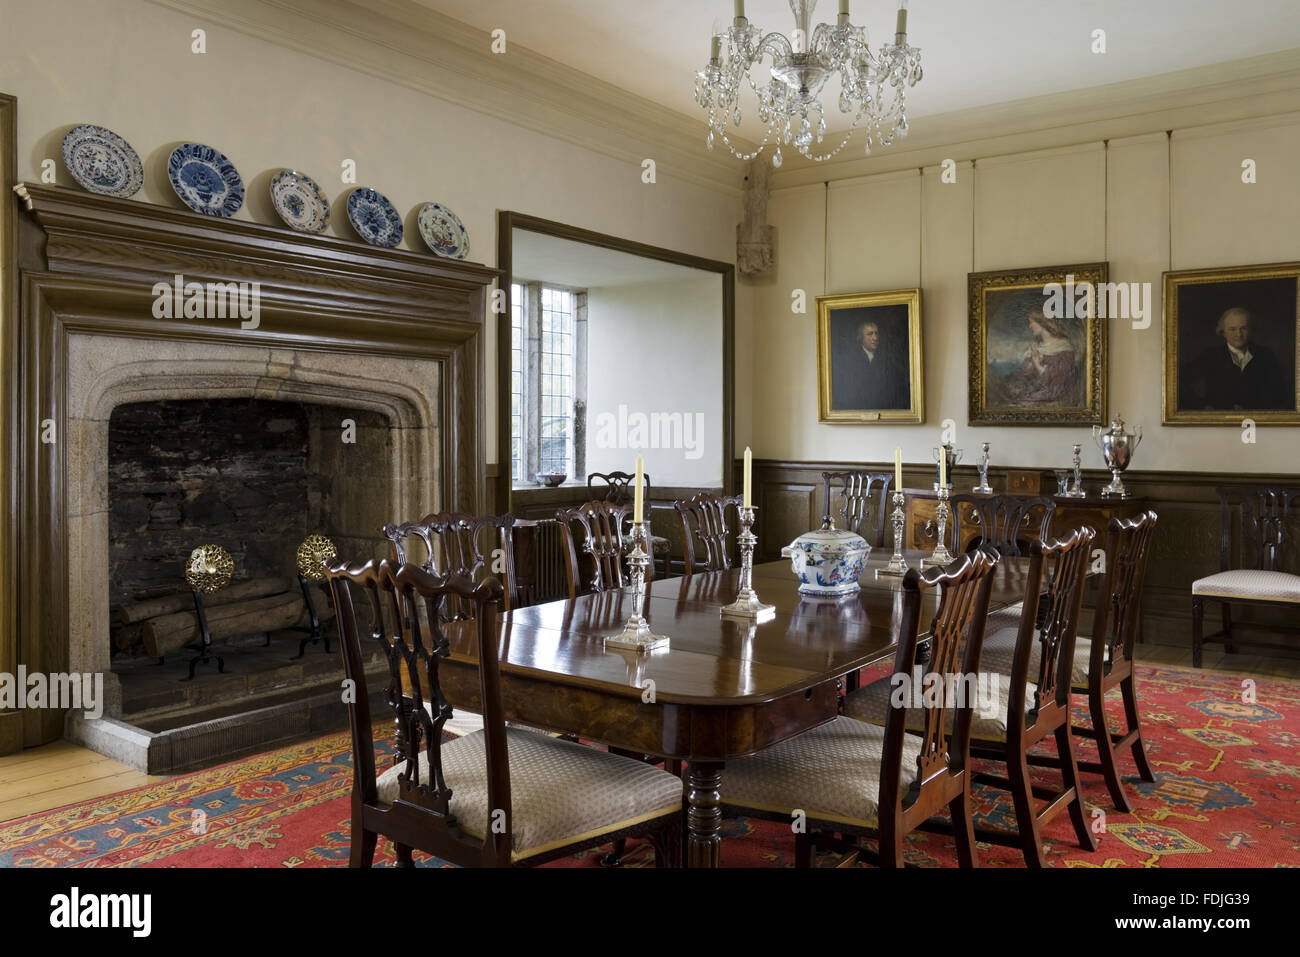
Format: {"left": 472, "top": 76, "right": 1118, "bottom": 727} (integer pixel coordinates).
{"left": 675, "top": 492, "right": 743, "bottom": 575}
{"left": 1008, "top": 527, "right": 1096, "bottom": 722}
{"left": 557, "top": 500, "right": 638, "bottom": 599}
{"left": 821, "top": 470, "right": 893, "bottom": 546}
{"left": 1217, "top": 485, "right": 1300, "bottom": 573}
{"left": 883, "top": 549, "right": 999, "bottom": 836}
{"left": 587, "top": 470, "right": 648, "bottom": 506}
{"left": 326, "top": 558, "right": 511, "bottom": 866}
{"left": 383, "top": 511, "right": 518, "bottom": 615}
{"left": 950, "top": 493, "right": 1055, "bottom": 557}
{"left": 1088, "top": 511, "right": 1159, "bottom": 680}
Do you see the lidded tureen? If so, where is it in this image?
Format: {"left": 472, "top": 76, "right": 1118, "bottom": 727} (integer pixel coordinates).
{"left": 781, "top": 526, "right": 870, "bottom": 597}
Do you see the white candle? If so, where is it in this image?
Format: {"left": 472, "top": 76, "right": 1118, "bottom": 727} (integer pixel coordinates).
{"left": 634, "top": 455, "right": 645, "bottom": 523}
{"left": 743, "top": 447, "right": 753, "bottom": 509}
{"left": 734, "top": 0, "right": 745, "bottom": 21}
{"left": 840, "top": 0, "right": 849, "bottom": 16}
{"left": 896, "top": 0, "right": 908, "bottom": 36}
{"left": 711, "top": 36, "right": 721, "bottom": 61}
{"left": 894, "top": 447, "right": 902, "bottom": 491}
{"left": 939, "top": 446, "right": 947, "bottom": 488}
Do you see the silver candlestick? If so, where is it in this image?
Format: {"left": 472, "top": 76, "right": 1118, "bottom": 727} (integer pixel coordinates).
{"left": 973, "top": 441, "right": 993, "bottom": 494}
{"left": 1066, "top": 442, "right": 1087, "bottom": 498}
{"left": 721, "top": 505, "right": 775, "bottom": 622}
{"left": 921, "top": 486, "right": 955, "bottom": 569}
{"left": 604, "top": 521, "right": 669, "bottom": 653}
{"left": 875, "top": 490, "right": 910, "bottom": 579}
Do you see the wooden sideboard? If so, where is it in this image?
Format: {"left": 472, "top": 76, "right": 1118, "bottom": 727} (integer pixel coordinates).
{"left": 902, "top": 487, "right": 1149, "bottom": 554}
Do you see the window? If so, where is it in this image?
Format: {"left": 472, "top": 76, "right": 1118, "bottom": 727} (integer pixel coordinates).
{"left": 510, "top": 283, "right": 523, "bottom": 484}
{"left": 538, "top": 287, "right": 575, "bottom": 476}
{"left": 510, "top": 283, "right": 586, "bottom": 485}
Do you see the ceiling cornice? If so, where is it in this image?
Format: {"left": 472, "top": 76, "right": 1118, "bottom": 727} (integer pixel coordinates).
{"left": 771, "top": 48, "right": 1300, "bottom": 188}
{"left": 146, "top": 0, "right": 752, "bottom": 195}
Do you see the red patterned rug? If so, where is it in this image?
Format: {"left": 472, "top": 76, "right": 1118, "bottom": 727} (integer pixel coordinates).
{"left": 2, "top": 665, "right": 1297, "bottom": 867}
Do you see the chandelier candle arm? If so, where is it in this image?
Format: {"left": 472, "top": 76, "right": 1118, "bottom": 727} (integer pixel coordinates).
{"left": 721, "top": 506, "right": 776, "bottom": 622}
{"left": 605, "top": 521, "right": 669, "bottom": 652}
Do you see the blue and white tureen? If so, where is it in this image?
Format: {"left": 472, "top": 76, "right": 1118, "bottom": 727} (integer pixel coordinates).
{"left": 781, "top": 526, "right": 870, "bottom": 597}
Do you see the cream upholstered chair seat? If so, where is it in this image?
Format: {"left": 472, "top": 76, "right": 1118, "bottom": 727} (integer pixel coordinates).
{"left": 720, "top": 716, "right": 923, "bottom": 830}
{"left": 978, "top": 623, "right": 1092, "bottom": 688}
{"left": 376, "top": 727, "right": 682, "bottom": 863}
{"left": 1192, "top": 569, "right": 1300, "bottom": 603}
{"left": 842, "top": 673, "right": 1034, "bottom": 742}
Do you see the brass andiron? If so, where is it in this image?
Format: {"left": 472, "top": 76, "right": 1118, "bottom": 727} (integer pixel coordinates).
{"left": 605, "top": 521, "right": 669, "bottom": 653}
{"left": 181, "top": 544, "right": 235, "bottom": 680}
{"left": 921, "top": 486, "right": 955, "bottom": 569}
{"left": 721, "top": 505, "right": 775, "bottom": 622}
{"left": 876, "top": 490, "right": 910, "bottom": 579}
{"left": 291, "top": 534, "right": 337, "bottom": 659}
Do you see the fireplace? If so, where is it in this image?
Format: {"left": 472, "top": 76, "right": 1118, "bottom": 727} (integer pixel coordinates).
{"left": 7, "top": 183, "right": 495, "bottom": 764}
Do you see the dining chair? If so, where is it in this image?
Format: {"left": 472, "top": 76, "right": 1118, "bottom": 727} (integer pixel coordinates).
{"left": 718, "top": 548, "right": 1000, "bottom": 867}
{"left": 326, "top": 558, "right": 683, "bottom": 867}
{"left": 843, "top": 526, "right": 1099, "bottom": 866}
{"left": 383, "top": 511, "right": 520, "bottom": 614}
{"left": 820, "top": 470, "right": 893, "bottom": 547}
{"left": 556, "top": 500, "right": 643, "bottom": 600}
{"left": 1192, "top": 485, "right": 1300, "bottom": 667}
{"left": 588, "top": 470, "right": 670, "bottom": 577}
{"left": 675, "top": 492, "right": 743, "bottom": 575}
{"left": 949, "top": 493, "right": 1056, "bottom": 558}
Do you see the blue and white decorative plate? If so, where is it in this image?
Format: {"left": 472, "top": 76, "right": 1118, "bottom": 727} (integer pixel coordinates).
{"left": 417, "top": 202, "right": 470, "bottom": 260}
{"left": 167, "top": 143, "right": 245, "bottom": 217}
{"left": 61, "top": 124, "right": 144, "bottom": 198}
{"left": 269, "top": 169, "right": 330, "bottom": 234}
{"left": 346, "top": 188, "right": 403, "bottom": 247}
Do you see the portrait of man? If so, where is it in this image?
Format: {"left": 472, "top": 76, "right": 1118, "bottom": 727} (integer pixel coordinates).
{"left": 817, "top": 290, "right": 923, "bottom": 424}
{"left": 1167, "top": 269, "right": 1299, "bottom": 423}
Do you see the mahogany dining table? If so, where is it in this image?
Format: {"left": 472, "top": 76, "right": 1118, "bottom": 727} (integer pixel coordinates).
{"left": 436, "top": 551, "right": 1031, "bottom": 867}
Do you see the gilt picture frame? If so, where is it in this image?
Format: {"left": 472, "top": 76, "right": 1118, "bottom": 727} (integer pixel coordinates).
{"left": 968, "top": 262, "right": 1108, "bottom": 426}
{"left": 816, "top": 288, "right": 924, "bottom": 424}
{"left": 1162, "top": 262, "right": 1300, "bottom": 425}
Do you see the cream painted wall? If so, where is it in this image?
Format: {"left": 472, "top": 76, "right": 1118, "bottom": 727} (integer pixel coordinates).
{"left": 0, "top": 0, "right": 749, "bottom": 467}
{"left": 748, "top": 114, "right": 1300, "bottom": 475}
{"left": 586, "top": 275, "right": 724, "bottom": 487}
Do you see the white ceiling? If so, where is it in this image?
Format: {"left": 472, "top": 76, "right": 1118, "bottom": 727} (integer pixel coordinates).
{"left": 513, "top": 230, "right": 714, "bottom": 288}
{"left": 417, "top": 0, "right": 1300, "bottom": 141}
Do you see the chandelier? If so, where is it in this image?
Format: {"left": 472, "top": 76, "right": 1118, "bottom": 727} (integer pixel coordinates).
{"left": 695, "top": 0, "right": 922, "bottom": 167}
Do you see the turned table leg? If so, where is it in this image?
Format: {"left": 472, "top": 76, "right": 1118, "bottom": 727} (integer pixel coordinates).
{"left": 686, "top": 761, "right": 724, "bottom": 868}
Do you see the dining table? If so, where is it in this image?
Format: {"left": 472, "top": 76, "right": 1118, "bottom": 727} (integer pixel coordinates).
{"left": 437, "top": 550, "right": 1032, "bottom": 867}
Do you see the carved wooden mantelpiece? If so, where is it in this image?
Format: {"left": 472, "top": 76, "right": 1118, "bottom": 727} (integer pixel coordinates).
{"left": 7, "top": 183, "right": 499, "bottom": 747}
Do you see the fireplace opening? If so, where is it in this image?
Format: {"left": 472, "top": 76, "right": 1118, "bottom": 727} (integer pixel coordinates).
{"left": 106, "top": 397, "right": 392, "bottom": 726}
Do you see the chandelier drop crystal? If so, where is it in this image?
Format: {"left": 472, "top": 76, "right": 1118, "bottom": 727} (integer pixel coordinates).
{"left": 695, "top": 0, "right": 922, "bottom": 167}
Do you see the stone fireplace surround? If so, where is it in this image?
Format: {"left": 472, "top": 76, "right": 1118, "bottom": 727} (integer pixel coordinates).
{"left": 6, "top": 184, "right": 496, "bottom": 761}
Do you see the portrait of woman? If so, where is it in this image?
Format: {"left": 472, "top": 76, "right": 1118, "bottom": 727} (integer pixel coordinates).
{"left": 994, "top": 306, "right": 1082, "bottom": 407}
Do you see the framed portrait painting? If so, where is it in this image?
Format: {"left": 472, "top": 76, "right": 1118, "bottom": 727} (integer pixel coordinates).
{"left": 816, "top": 289, "right": 924, "bottom": 424}
{"left": 1162, "top": 262, "right": 1300, "bottom": 425}
{"left": 968, "top": 262, "right": 1108, "bottom": 426}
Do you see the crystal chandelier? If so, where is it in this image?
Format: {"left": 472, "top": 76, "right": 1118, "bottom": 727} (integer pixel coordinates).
{"left": 695, "top": 0, "right": 922, "bottom": 167}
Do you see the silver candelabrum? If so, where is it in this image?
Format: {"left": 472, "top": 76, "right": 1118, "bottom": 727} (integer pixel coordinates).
{"left": 921, "top": 486, "right": 955, "bottom": 569}
{"left": 1065, "top": 442, "right": 1087, "bottom": 498}
{"left": 876, "top": 490, "right": 910, "bottom": 579}
{"left": 973, "top": 441, "right": 993, "bottom": 494}
{"left": 604, "top": 521, "right": 669, "bottom": 653}
{"left": 721, "top": 505, "right": 775, "bottom": 623}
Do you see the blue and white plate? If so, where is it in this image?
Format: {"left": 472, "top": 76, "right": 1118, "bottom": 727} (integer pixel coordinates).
{"left": 269, "top": 169, "right": 330, "bottom": 233}
{"left": 167, "top": 143, "right": 245, "bottom": 217}
{"left": 61, "top": 124, "right": 144, "bottom": 198}
{"left": 347, "top": 188, "right": 403, "bottom": 247}
{"left": 417, "top": 202, "right": 470, "bottom": 260}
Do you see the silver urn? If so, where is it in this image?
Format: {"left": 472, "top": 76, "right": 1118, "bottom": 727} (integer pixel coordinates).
{"left": 1092, "top": 413, "right": 1142, "bottom": 498}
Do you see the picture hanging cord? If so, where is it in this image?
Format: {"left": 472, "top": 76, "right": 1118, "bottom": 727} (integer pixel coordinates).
{"left": 970, "top": 158, "right": 977, "bottom": 273}
{"left": 1167, "top": 130, "right": 1174, "bottom": 271}
{"left": 823, "top": 180, "right": 830, "bottom": 294}
{"left": 918, "top": 166, "right": 924, "bottom": 290}
{"left": 1103, "top": 140, "right": 1109, "bottom": 262}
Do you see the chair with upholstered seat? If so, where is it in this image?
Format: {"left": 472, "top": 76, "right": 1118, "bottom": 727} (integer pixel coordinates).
{"left": 820, "top": 470, "right": 893, "bottom": 546}
{"left": 949, "top": 493, "right": 1055, "bottom": 557}
{"left": 1193, "top": 485, "right": 1300, "bottom": 668}
{"left": 588, "top": 470, "right": 670, "bottom": 578}
{"left": 843, "top": 527, "right": 1099, "bottom": 867}
{"left": 326, "top": 558, "right": 682, "bottom": 867}
{"left": 718, "top": 549, "right": 1000, "bottom": 867}
{"left": 675, "top": 492, "right": 743, "bottom": 575}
